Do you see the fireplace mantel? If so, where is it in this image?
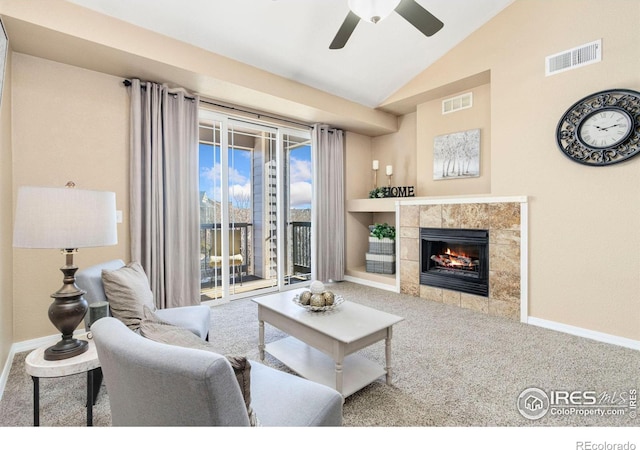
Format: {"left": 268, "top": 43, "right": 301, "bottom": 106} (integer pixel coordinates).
{"left": 397, "top": 195, "right": 528, "bottom": 206}
{"left": 347, "top": 195, "right": 528, "bottom": 212}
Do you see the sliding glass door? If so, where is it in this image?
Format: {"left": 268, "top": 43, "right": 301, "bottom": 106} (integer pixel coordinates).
{"left": 283, "top": 130, "right": 313, "bottom": 285}
{"left": 199, "top": 110, "right": 312, "bottom": 300}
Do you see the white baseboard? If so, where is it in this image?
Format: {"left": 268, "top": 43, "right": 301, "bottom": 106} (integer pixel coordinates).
{"left": 0, "top": 349, "right": 15, "bottom": 402}
{"left": 527, "top": 316, "right": 640, "bottom": 350}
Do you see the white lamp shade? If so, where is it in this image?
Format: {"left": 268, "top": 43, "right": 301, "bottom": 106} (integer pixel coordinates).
{"left": 348, "top": 0, "right": 400, "bottom": 23}
{"left": 13, "top": 186, "right": 118, "bottom": 249}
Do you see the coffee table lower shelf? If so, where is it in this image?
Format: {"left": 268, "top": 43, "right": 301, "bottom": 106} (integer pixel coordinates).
{"left": 265, "top": 336, "right": 386, "bottom": 398}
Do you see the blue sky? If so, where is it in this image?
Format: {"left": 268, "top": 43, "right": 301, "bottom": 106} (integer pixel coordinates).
{"left": 199, "top": 144, "right": 312, "bottom": 209}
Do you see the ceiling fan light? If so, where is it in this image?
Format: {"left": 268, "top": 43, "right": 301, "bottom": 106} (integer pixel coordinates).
{"left": 348, "top": 0, "right": 401, "bottom": 24}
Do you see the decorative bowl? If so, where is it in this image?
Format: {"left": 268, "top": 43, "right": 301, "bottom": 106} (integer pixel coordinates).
{"left": 292, "top": 294, "right": 344, "bottom": 312}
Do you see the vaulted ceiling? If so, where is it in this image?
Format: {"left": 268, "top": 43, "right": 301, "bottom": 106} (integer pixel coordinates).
{"left": 66, "top": 0, "right": 514, "bottom": 108}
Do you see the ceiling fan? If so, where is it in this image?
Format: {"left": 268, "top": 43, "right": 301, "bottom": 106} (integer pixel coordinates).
{"left": 330, "top": 0, "right": 444, "bottom": 49}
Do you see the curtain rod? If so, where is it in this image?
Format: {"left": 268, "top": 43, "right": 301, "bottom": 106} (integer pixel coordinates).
{"left": 123, "top": 79, "right": 313, "bottom": 130}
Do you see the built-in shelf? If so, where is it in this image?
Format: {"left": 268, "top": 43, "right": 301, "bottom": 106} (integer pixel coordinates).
{"left": 346, "top": 198, "right": 396, "bottom": 212}
{"left": 345, "top": 198, "right": 399, "bottom": 292}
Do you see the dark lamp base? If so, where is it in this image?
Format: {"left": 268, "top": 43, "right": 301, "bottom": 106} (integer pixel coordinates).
{"left": 44, "top": 338, "right": 89, "bottom": 361}
{"left": 46, "top": 252, "right": 90, "bottom": 361}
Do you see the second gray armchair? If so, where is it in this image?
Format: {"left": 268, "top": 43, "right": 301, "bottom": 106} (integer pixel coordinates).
{"left": 76, "top": 259, "right": 211, "bottom": 340}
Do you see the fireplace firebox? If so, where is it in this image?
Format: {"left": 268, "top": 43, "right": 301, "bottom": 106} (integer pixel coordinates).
{"left": 420, "top": 228, "right": 489, "bottom": 297}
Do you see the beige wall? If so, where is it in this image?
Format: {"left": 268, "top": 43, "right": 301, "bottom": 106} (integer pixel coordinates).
{"left": 11, "top": 54, "right": 130, "bottom": 341}
{"left": 372, "top": 112, "right": 416, "bottom": 189}
{"left": 417, "top": 84, "right": 491, "bottom": 196}
{"left": 0, "top": 49, "right": 13, "bottom": 366}
{"left": 385, "top": 0, "right": 640, "bottom": 340}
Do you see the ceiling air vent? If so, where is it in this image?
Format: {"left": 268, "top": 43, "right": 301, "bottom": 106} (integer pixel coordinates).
{"left": 442, "top": 92, "right": 473, "bottom": 114}
{"left": 546, "top": 39, "right": 602, "bottom": 76}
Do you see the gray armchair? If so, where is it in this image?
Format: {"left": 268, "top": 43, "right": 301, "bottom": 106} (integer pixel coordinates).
{"left": 76, "top": 259, "right": 211, "bottom": 340}
{"left": 91, "top": 317, "right": 343, "bottom": 426}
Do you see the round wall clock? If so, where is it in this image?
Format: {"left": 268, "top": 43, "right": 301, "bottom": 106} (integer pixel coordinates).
{"left": 556, "top": 89, "right": 640, "bottom": 166}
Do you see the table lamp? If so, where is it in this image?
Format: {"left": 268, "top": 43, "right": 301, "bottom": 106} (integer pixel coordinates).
{"left": 13, "top": 182, "right": 117, "bottom": 360}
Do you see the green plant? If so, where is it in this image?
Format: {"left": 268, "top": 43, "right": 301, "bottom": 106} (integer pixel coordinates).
{"left": 368, "top": 187, "right": 386, "bottom": 198}
{"left": 370, "top": 222, "right": 395, "bottom": 241}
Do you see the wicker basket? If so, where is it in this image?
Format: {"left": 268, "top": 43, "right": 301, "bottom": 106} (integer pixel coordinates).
{"left": 365, "top": 253, "right": 396, "bottom": 274}
{"left": 368, "top": 237, "right": 395, "bottom": 255}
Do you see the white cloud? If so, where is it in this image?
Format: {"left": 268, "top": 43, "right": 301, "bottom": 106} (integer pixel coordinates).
{"left": 229, "top": 165, "right": 247, "bottom": 185}
{"left": 290, "top": 157, "right": 311, "bottom": 184}
{"left": 229, "top": 182, "right": 252, "bottom": 207}
{"left": 202, "top": 163, "right": 248, "bottom": 185}
{"left": 201, "top": 165, "right": 218, "bottom": 184}
{"left": 229, "top": 182, "right": 250, "bottom": 197}
{"left": 289, "top": 181, "right": 312, "bottom": 207}
{"left": 202, "top": 163, "right": 250, "bottom": 204}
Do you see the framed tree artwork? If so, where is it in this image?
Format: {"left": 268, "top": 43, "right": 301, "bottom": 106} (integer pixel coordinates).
{"left": 433, "top": 128, "right": 480, "bottom": 180}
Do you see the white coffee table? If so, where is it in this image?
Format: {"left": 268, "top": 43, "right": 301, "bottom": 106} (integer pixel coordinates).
{"left": 253, "top": 288, "right": 404, "bottom": 397}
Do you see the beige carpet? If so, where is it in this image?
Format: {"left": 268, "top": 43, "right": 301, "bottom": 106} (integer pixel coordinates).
{"left": 1, "top": 281, "right": 639, "bottom": 429}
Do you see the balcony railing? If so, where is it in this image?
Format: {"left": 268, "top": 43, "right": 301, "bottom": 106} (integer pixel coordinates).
{"left": 291, "top": 221, "right": 311, "bottom": 274}
{"left": 200, "top": 223, "right": 251, "bottom": 287}
{"left": 200, "top": 221, "right": 312, "bottom": 288}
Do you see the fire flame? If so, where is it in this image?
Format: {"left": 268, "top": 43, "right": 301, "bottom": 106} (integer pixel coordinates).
{"left": 445, "top": 248, "right": 468, "bottom": 265}
{"left": 433, "top": 248, "right": 476, "bottom": 269}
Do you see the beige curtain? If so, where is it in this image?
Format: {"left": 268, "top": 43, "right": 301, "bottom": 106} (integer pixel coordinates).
{"left": 312, "top": 124, "right": 345, "bottom": 282}
{"left": 128, "top": 79, "right": 200, "bottom": 309}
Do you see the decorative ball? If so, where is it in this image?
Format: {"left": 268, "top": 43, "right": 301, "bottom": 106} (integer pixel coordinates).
{"left": 323, "top": 291, "right": 335, "bottom": 306}
{"left": 299, "top": 290, "right": 312, "bottom": 305}
{"left": 310, "top": 280, "right": 325, "bottom": 294}
{"left": 310, "top": 294, "right": 325, "bottom": 307}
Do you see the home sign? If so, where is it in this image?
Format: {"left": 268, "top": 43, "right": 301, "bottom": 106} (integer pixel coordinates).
{"left": 383, "top": 186, "right": 416, "bottom": 198}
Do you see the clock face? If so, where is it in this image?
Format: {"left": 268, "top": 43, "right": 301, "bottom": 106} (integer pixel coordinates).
{"left": 577, "top": 108, "right": 633, "bottom": 149}
{"left": 556, "top": 89, "right": 640, "bottom": 166}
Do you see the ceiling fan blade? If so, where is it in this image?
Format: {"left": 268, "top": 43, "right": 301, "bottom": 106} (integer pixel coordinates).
{"left": 395, "top": 0, "right": 444, "bottom": 37}
{"left": 330, "top": 11, "right": 360, "bottom": 49}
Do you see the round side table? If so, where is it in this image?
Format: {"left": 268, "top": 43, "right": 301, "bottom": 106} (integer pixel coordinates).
{"left": 25, "top": 333, "right": 102, "bottom": 426}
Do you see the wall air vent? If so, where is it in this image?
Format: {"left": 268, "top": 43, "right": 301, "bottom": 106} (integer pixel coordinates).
{"left": 442, "top": 92, "right": 473, "bottom": 115}
{"left": 546, "top": 39, "right": 602, "bottom": 76}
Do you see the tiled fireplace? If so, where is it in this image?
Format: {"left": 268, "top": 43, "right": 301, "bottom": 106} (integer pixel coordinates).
{"left": 398, "top": 198, "right": 526, "bottom": 321}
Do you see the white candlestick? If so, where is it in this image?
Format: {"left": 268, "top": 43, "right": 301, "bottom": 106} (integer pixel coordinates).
{"left": 372, "top": 160, "right": 379, "bottom": 170}
{"left": 386, "top": 165, "right": 393, "bottom": 176}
